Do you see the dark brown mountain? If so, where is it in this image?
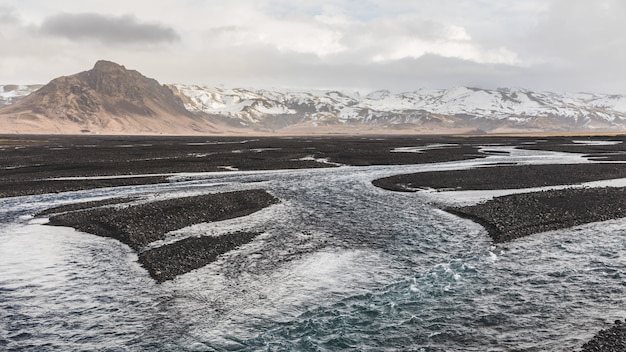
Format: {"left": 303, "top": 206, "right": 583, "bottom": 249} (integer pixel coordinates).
{"left": 0, "top": 61, "right": 227, "bottom": 135}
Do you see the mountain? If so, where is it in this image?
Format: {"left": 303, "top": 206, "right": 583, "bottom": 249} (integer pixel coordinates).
{"left": 3, "top": 62, "right": 626, "bottom": 134}
{"left": 170, "top": 85, "right": 626, "bottom": 133}
{"left": 0, "top": 61, "right": 226, "bottom": 135}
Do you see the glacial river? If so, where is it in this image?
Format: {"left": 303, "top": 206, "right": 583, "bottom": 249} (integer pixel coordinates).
{"left": 1, "top": 148, "right": 625, "bottom": 351}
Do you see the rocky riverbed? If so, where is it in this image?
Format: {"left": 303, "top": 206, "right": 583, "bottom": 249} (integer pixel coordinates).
{"left": 46, "top": 189, "right": 278, "bottom": 281}
{"left": 3, "top": 134, "right": 626, "bottom": 350}
{"left": 138, "top": 231, "right": 261, "bottom": 282}
{"left": 371, "top": 161, "right": 626, "bottom": 242}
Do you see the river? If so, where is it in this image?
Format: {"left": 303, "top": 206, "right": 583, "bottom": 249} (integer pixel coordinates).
{"left": 1, "top": 147, "right": 625, "bottom": 351}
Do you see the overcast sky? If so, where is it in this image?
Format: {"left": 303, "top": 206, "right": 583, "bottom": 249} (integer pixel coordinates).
{"left": 1, "top": 0, "right": 625, "bottom": 94}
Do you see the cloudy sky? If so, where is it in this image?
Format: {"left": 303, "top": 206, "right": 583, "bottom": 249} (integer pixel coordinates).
{"left": 1, "top": 0, "right": 625, "bottom": 94}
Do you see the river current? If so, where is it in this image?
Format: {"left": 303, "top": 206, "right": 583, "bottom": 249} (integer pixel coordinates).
{"left": 1, "top": 148, "right": 625, "bottom": 351}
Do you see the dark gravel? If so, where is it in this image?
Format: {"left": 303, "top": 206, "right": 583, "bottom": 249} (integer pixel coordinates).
{"left": 0, "top": 134, "right": 495, "bottom": 198}
{"left": 0, "top": 176, "right": 169, "bottom": 198}
{"left": 46, "top": 189, "right": 277, "bottom": 281}
{"left": 581, "top": 320, "right": 626, "bottom": 352}
{"left": 12, "top": 134, "right": 623, "bottom": 198}
{"left": 446, "top": 187, "right": 626, "bottom": 243}
{"left": 372, "top": 163, "right": 626, "bottom": 192}
{"left": 139, "top": 231, "right": 260, "bottom": 282}
{"left": 47, "top": 189, "right": 278, "bottom": 250}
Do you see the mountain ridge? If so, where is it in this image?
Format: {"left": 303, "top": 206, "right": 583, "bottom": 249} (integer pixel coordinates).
{"left": 2, "top": 61, "right": 626, "bottom": 135}
{"left": 169, "top": 84, "right": 626, "bottom": 133}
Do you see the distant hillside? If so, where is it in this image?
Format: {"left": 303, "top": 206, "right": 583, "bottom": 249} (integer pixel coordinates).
{"left": 2, "top": 61, "right": 626, "bottom": 135}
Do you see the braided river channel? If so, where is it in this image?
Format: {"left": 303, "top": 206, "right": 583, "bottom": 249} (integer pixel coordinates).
{"left": 1, "top": 147, "right": 625, "bottom": 351}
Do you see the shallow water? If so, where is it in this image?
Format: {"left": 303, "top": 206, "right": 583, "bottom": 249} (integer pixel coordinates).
{"left": 1, "top": 148, "right": 625, "bottom": 351}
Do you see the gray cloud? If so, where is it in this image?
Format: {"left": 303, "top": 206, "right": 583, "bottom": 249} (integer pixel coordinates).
{"left": 170, "top": 42, "right": 520, "bottom": 93}
{"left": 40, "top": 13, "right": 180, "bottom": 44}
{"left": 509, "top": 1, "right": 626, "bottom": 66}
{"left": 0, "top": 6, "right": 18, "bottom": 23}
{"left": 3, "top": 1, "right": 626, "bottom": 95}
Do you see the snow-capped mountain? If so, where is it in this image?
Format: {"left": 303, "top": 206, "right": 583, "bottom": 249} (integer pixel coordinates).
{"left": 170, "top": 84, "right": 626, "bottom": 132}
{"left": 4, "top": 77, "right": 626, "bottom": 133}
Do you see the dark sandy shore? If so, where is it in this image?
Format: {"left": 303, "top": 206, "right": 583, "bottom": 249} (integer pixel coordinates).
{"left": 46, "top": 189, "right": 278, "bottom": 281}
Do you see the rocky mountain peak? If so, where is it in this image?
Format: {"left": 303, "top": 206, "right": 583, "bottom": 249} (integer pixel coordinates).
{"left": 0, "top": 61, "right": 212, "bottom": 135}
{"left": 76, "top": 60, "right": 159, "bottom": 100}
{"left": 93, "top": 60, "right": 126, "bottom": 72}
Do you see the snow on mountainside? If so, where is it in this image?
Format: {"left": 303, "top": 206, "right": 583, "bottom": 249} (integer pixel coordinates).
{"left": 0, "top": 85, "right": 43, "bottom": 107}
{"left": 4, "top": 81, "right": 626, "bottom": 133}
{"left": 170, "top": 84, "right": 626, "bottom": 132}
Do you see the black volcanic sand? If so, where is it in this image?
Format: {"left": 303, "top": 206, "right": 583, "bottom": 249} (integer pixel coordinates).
{"left": 47, "top": 189, "right": 278, "bottom": 281}
{"left": 0, "top": 134, "right": 495, "bottom": 197}
{"left": 372, "top": 163, "right": 626, "bottom": 192}
{"left": 445, "top": 187, "right": 626, "bottom": 243}
{"left": 581, "top": 320, "right": 626, "bottom": 352}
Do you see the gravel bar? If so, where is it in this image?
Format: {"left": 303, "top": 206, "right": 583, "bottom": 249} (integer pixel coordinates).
{"left": 372, "top": 164, "right": 626, "bottom": 192}
{"left": 46, "top": 189, "right": 278, "bottom": 281}
{"left": 445, "top": 187, "right": 626, "bottom": 243}
{"left": 139, "top": 231, "right": 260, "bottom": 282}
{"left": 48, "top": 189, "right": 277, "bottom": 250}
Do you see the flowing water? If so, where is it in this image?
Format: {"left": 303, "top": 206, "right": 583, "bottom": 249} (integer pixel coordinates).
{"left": 1, "top": 148, "right": 625, "bottom": 351}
